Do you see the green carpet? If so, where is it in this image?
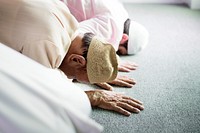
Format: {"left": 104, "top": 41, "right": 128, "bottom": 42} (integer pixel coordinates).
{"left": 76, "top": 4, "right": 200, "bottom": 133}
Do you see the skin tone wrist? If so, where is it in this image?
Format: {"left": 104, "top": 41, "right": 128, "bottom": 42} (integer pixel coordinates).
{"left": 85, "top": 90, "right": 101, "bottom": 106}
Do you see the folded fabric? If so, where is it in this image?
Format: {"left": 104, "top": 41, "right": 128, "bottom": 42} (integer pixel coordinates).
{"left": 0, "top": 43, "right": 103, "bottom": 133}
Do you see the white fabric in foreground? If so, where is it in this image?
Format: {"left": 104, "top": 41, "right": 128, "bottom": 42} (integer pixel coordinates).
{"left": 0, "top": 44, "right": 103, "bottom": 133}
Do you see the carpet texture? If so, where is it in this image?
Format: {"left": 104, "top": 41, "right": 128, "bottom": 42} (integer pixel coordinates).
{"left": 76, "top": 4, "right": 200, "bottom": 133}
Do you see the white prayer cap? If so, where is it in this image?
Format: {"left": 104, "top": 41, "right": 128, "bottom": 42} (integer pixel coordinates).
{"left": 128, "top": 21, "right": 149, "bottom": 55}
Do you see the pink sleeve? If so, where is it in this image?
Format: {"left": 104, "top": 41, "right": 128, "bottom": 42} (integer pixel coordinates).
{"left": 60, "top": 0, "right": 129, "bottom": 51}
{"left": 78, "top": 0, "right": 129, "bottom": 51}
{"left": 77, "top": 14, "right": 120, "bottom": 51}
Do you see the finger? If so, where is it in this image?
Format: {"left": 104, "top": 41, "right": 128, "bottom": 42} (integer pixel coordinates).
{"left": 125, "top": 66, "right": 137, "bottom": 71}
{"left": 95, "top": 83, "right": 113, "bottom": 91}
{"left": 121, "top": 99, "right": 144, "bottom": 110}
{"left": 117, "top": 76, "right": 136, "bottom": 85}
{"left": 112, "top": 105, "right": 131, "bottom": 116}
{"left": 122, "top": 96, "right": 143, "bottom": 105}
{"left": 117, "top": 102, "right": 141, "bottom": 113}
{"left": 120, "top": 62, "right": 138, "bottom": 68}
{"left": 122, "top": 64, "right": 137, "bottom": 70}
{"left": 109, "top": 79, "right": 134, "bottom": 88}
{"left": 118, "top": 64, "right": 137, "bottom": 72}
{"left": 118, "top": 67, "right": 132, "bottom": 72}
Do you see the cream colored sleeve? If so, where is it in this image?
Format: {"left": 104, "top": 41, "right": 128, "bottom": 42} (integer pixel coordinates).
{"left": 22, "top": 40, "right": 62, "bottom": 69}
{"left": 0, "top": 0, "right": 79, "bottom": 69}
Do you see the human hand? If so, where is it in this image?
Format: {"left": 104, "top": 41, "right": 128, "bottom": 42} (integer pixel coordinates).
{"left": 118, "top": 61, "right": 138, "bottom": 72}
{"left": 85, "top": 90, "right": 144, "bottom": 116}
{"left": 94, "top": 75, "right": 136, "bottom": 91}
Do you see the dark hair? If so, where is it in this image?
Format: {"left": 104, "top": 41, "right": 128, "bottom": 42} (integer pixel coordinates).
{"left": 123, "top": 18, "right": 131, "bottom": 35}
{"left": 123, "top": 18, "right": 131, "bottom": 49}
{"left": 82, "top": 32, "right": 95, "bottom": 59}
{"left": 116, "top": 18, "right": 131, "bottom": 54}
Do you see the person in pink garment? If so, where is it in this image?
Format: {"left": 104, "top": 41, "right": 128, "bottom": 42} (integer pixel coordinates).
{"left": 60, "top": 0, "right": 149, "bottom": 89}
{"left": 61, "top": 0, "right": 149, "bottom": 55}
